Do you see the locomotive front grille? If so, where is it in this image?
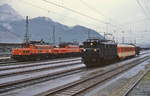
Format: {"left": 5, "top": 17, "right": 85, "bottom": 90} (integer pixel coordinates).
{"left": 83, "top": 48, "right": 100, "bottom": 57}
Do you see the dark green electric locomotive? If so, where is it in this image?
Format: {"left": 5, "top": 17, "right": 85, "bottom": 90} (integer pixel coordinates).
{"left": 82, "top": 39, "right": 118, "bottom": 67}
{"left": 82, "top": 38, "right": 140, "bottom": 67}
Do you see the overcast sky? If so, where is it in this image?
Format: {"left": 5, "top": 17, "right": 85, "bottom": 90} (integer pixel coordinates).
{"left": 1, "top": 0, "right": 150, "bottom": 45}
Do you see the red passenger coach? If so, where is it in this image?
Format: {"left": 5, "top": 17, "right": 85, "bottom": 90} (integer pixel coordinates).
{"left": 117, "top": 44, "right": 136, "bottom": 59}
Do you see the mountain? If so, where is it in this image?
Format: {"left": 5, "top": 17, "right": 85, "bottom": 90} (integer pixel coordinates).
{"left": 10, "top": 17, "right": 103, "bottom": 44}
{"left": 0, "top": 4, "right": 103, "bottom": 44}
{"left": 0, "top": 24, "right": 22, "bottom": 43}
{"left": 0, "top": 4, "right": 23, "bottom": 22}
{"left": 0, "top": 4, "right": 23, "bottom": 43}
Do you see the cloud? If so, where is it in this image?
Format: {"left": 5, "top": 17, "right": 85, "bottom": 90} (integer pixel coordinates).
{"left": 1, "top": 0, "right": 150, "bottom": 45}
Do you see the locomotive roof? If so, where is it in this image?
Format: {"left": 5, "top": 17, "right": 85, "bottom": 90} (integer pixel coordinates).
{"left": 23, "top": 40, "right": 49, "bottom": 45}
{"left": 85, "top": 39, "right": 116, "bottom": 45}
{"left": 117, "top": 44, "right": 135, "bottom": 47}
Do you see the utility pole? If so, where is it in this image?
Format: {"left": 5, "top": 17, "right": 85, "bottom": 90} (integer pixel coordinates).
{"left": 104, "top": 22, "right": 109, "bottom": 39}
{"left": 24, "top": 16, "right": 30, "bottom": 43}
{"left": 88, "top": 29, "right": 90, "bottom": 39}
{"left": 113, "top": 30, "right": 116, "bottom": 42}
{"left": 122, "top": 31, "right": 125, "bottom": 43}
{"left": 104, "top": 32, "right": 106, "bottom": 39}
{"left": 52, "top": 24, "right": 55, "bottom": 45}
{"left": 134, "top": 38, "right": 136, "bottom": 44}
{"left": 58, "top": 37, "right": 62, "bottom": 44}
{"left": 49, "top": 29, "right": 51, "bottom": 44}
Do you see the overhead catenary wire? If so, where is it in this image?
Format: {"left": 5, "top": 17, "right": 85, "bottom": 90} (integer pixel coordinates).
{"left": 136, "top": 0, "right": 150, "bottom": 19}
{"left": 17, "top": 0, "right": 125, "bottom": 39}
{"left": 17, "top": 0, "right": 60, "bottom": 17}
{"left": 20, "top": 0, "right": 124, "bottom": 36}
{"left": 42, "top": 0, "right": 123, "bottom": 30}
{"left": 42, "top": 0, "right": 107, "bottom": 24}
{"left": 14, "top": 0, "right": 110, "bottom": 41}
{"left": 79, "top": 0, "right": 108, "bottom": 18}
{"left": 17, "top": 0, "right": 106, "bottom": 30}
{"left": 121, "top": 18, "right": 150, "bottom": 26}
{"left": 143, "top": 0, "right": 150, "bottom": 16}
{"left": 79, "top": 0, "right": 124, "bottom": 33}
{"left": 16, "top": 0, "right": 123, "bottom": 31}
{"left": 79, "top": 0, "right": 120, "bottom": 24}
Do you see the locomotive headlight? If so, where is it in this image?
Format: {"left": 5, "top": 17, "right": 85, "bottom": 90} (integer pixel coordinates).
{"left": 93, "top": 49, "right": 97, "bottom": 52}
{"left": 83, "top": 49, "right": 86, "bottom": 52}
{"left": 90, "top": 43, "right": 93, "bottom": 46}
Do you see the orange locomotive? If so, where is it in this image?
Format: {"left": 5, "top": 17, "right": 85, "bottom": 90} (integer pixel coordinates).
{"left": 11, "top": 41, "right": 82, "bottom": 61}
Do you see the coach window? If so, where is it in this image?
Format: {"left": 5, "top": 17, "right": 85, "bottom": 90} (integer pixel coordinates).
{"left": 39, "top": 50, "right": 42, "bottom": 52}
{"left": 26, "top": 51, "right": 30, "bottom": 53}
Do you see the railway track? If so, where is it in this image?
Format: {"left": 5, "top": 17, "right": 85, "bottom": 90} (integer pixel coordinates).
{"left": 0, "top": 61, "right": 82, "bottom": 77}
{"left": 0, "top": 58, "right": 85, "bottom": 93}
{"left": 122, "top": 69, "right": 150, "bottom": 96}
{"left": 0, "top": 57, "right": 81, "bottom": 71}
{"left": 0, "top": 52, "right": 150, "bottom": 96}
{"left": 0, "top": 57, "right": 81, "bottom": 66}
{"left": 36, "top": 56, "right": 150, "bottom": 96}
{"left": 0, "top": 68, "right": 85, "bottom": 93}
{"left": 0, "top": 58, "right": 16, "bottom": 65}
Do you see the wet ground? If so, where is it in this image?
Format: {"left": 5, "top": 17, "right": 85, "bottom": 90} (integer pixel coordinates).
{"left": 84, "top": 58, "right": 150, "bottom": 96}
{"left": 1, "top": 71, "right": 84, "bottom": 96}
{"left": 1, "top": 52, "right": 150, "bottom": 96}
{"left": 127, "top": 71, "right": 150, "bottom": 96}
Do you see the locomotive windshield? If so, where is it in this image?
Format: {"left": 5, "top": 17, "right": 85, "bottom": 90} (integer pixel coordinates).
{"left": 83, "top": 39, "right": 100, "bottom": 48}
{"left": 83, "top": 39, "right": 112, "bottom": 48}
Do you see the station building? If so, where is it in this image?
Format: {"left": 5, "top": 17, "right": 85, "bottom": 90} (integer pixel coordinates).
{"left": 0, "top": 43, "right": 22, "bottom": 56}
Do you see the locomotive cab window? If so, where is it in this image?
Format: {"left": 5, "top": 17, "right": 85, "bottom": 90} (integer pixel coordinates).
{"left": 83, "top": 42, "right": 98, "bottom": 48}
